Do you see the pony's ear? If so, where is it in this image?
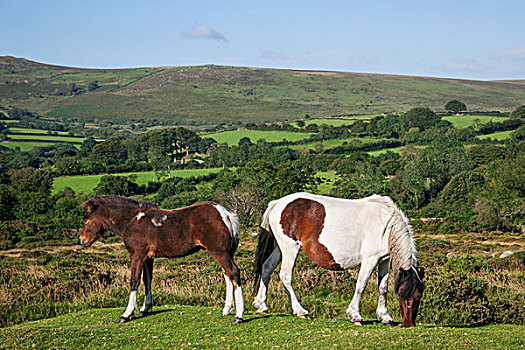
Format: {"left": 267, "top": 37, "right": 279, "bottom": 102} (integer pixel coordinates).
{"left": 82, "top": 200, "right": 98, "bottom": 213}
{"left": 417, "top": 267, "right": 425, "bottom": 281}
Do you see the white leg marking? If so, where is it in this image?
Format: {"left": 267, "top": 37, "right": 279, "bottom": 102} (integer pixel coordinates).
{"left": 234, "top": 285, "right": 245, "bottom": 320}
{"left": 346, "top": 258, "right": 378, "bottom": 323}
{"left": 222, "top": 274, "right": 235, "bottom": 316}
{"left": 122, "top": 290, "right": 137, "bottom": 319}
{"left": 253, "top": 246, "right": 282, "bottom": 313}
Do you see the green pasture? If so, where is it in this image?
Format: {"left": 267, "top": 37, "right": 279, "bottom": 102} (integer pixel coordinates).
{"left": 7, "top": 133, "right": 84, "bottom": 143}
{"left": 477, "top": 130, "right": 514, "bottom": 140}
{"left": 6, "top": 127, "right": 75, "bottom": 136}
{"left": 202, "top": 129, "right": 311, "bottom": 145}
{"left": 287, "top": 138, "right": 376, "bottom": 151}
{"left": 52, "top": 168, "right": 224, "bottom": 194}
{"left": 367, "top": 146, "right": 405, "bottom": 156}
{"left": 1, "top": 305, "right": 523, "bottom": 349}
{"left": 442, "top": 115, "right": 507, "bottom": 128}
{"left": 1, "top": 141, "right": 80, "bottom": 152}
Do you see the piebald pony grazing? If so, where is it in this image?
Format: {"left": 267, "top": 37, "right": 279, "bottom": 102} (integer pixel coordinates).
{"left": 253, "top": 192, "right": 424, "bottom": 327}
{"left": 80, "top": 196, "right": 245, "bottom": 323}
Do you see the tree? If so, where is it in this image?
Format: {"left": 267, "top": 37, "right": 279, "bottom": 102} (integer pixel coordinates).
{"left": 404, "top": 108, "right": 446, "bottom": 132}
{"left": 93, "top": 175, "right": 141, "bottom": 196}
{"left": 88, "top": 81, "right": 100, "bottom": 91}
{"left": 445, "top": 100, "right": 467, "bottom": 114}
{"left": 296, "top": 120, "right": 305, "bottom": 128}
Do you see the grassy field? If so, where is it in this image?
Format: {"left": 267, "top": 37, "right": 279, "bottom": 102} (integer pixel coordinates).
{"left": 2, "top": 141, "right": 80, "bottom": 151}
{"left": 286, "top": 138, "right": 377, "bottom": 151}
{"left": 477, "top": 130, "right": 514, "bottom": 140}
{"left": 53, "top": 168, "right": 224, "bottom": 194}
{"left": 202, "top": 129, "right": 311, "bottom": 145}
{"left": 442, "top": 115, "right": 507, "bottom": 128}
{"left": 6, "top": 127, "right": 77, "bottom": 136}
{"left": 7, "top": 133, "right": 84, "bottom": 143}
{"left": 1, "top": 305, "right": 523, "bottom": 349}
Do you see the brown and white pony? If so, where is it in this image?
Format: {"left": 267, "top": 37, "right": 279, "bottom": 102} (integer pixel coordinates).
{"left": 253, "top": 192, "right": 424, "bottom": 327}
{"left": 80, "top": 196, "right": 245, "bottom": 323}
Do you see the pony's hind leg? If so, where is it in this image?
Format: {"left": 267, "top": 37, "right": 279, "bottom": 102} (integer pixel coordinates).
{"left": 253, "top": 245, "right": 282, "bottom": 313}
{"left": 279, "top": 240, "right": 309, "bottom": 318}
{"left": 346, "top": 257, "right": 378, "bottom": 325}
{"left": 222, "top": 274, "right": 235, "bottom": 316}
{"left": 139, "top": 258, "right": 154, "bottom": 317}
{"left": 209, "top": 250, "right": 245, "bottom": 323}
{"left": 376, "top": 258, "right": 394, "bottom": 325}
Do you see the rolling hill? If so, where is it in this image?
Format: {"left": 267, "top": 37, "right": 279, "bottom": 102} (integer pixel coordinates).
{"left": 1, "top": 56, "right": 524, "bottom": 126}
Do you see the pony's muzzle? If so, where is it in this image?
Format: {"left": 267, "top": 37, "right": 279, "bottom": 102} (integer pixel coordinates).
{"left": 79, "top": 237, "right": 90, "bottom": 247}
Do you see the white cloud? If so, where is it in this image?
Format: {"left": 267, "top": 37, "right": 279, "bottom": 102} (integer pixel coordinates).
{"left": 500, "top": 44, "right": 525, "bottom": 60}
{"left": 441, "top": 57, "right": 487, "bottom": 73}
{"left": 182, "top": 24, "right": 227, "bottom": 43}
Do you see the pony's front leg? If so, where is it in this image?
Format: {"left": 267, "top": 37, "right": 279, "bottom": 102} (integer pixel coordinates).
{"left": 376, "top": 258, "right": 394, "bottom": 325}
{"left": 253, "top": 245, "right": 281, "bottom": 313}
{"left": 120, "top": 255, "right": 144, "bottom": 323}
{"left": 139, "top": 258, "right": 154, "bottom": 317}
{"left": 346, "top": 257, "right": 377, "bottom": 325}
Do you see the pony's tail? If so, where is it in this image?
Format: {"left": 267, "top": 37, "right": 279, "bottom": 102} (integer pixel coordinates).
{"left": 253, "top": 201, "right": 278, "bottom": 295}
{"left": 226, "top": 211, "right": 241, "bottom": 257}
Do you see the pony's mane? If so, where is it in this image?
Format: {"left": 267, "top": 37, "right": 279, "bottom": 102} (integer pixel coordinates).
{"left": 366, "top": 195, "right": 418, "bottom": 291}
{"left": 394, "top": 268, "right": 424, "bottom": 300}
{"left": 83, "top": 195, "right": 159, "bottom": 210}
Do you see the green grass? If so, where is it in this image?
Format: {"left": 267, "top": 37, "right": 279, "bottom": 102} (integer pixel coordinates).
{"left": 315, "top": 170, "right": 339, "bottom": 195}
{"left": 1, "top": 305, "right": 523, "bottom": 349}
{"left": 52, "top": 168, "right": 224, "bottom": 194}
{"left": 7, "top": 133, "right": 84, "bottom": 143}
{"left": 6, "top": 127, "right": 76, "bottom": 136}
{"left": 1, "top": 141, "right": 80, "bottom": 151}
{"left": 477, "top": 130, "right": 514, "bottom": 140}
{"left": 367, "top": 146, "right": 405, "bottom": 156}
{"left": 287, "top": 138, "right": 376, "bottom": 151}
{"left": 442, "top": 115, "right": 507, "bottom": 128}
{"left": 202, "top": 129, "right": 311, "bottom": 145}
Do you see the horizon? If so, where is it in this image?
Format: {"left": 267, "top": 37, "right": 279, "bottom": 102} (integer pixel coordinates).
{"left": 1, "top": 1, "right": 524, "bottom": 81}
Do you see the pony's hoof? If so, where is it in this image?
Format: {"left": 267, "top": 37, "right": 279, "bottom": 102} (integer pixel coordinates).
{"left": 257, "top": 309, "right": 268, "bottom": 314}
{"left": 353, "top": 321, "right": 363, "bottom": 326}
{"left": 298, "top": 314, "right": 311, "bottom": 319}
{"left": 138, "top": 310, "right": 150, "bottom": 317}
{"left": 383, "top": 320, "right": 396, "bottom": 326}
{"left": 118, "top": 316, "right": 133, "bottom": 323}
{"left": 233, "top": 317, "right": 244, "bottom": 324}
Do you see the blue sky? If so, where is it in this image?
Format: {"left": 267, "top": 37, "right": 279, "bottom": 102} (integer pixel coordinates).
{"left": 1, "top": 0, "right": 524, "bottom": 80}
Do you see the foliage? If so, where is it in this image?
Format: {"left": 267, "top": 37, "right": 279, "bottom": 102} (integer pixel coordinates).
{"left": 445, "top": 100, "right": 467, "bottom": 114}
{"left": 93, "top": 175, "right": 142, "bottom": 196}
{"left": 510, "top": 105, "right": 525, "bottom": 120}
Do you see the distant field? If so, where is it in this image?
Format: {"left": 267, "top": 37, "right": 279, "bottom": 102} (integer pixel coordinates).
{"left": 1, "top": 141, "right": 81, "bottom": 151}
{"left": 286, "top": 138, "right": 376, "bottom": 151}
{"left": 477, "top": 130, "right": 514, "bottom": 140}
{"left": 52, "top": 168, "right": 224, "bottom": 194}
{"left": 7, "top": 127, "right": 75, "bottom": 136}
{"left": 442, "top": 115, "right": 507, "bottom": 128}
{"left": 7, "top": 133, "right": 84, "bottom": 143}
{"left": 202, "top": 129, "right": 311, "bottom": 145}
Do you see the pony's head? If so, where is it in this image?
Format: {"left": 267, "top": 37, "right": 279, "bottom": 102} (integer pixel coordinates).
{"left": 395, "top": 267, "right": 424, "bottom": 327}
{"left": 79, "top": 199, "right": 106, "bottom": 247}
